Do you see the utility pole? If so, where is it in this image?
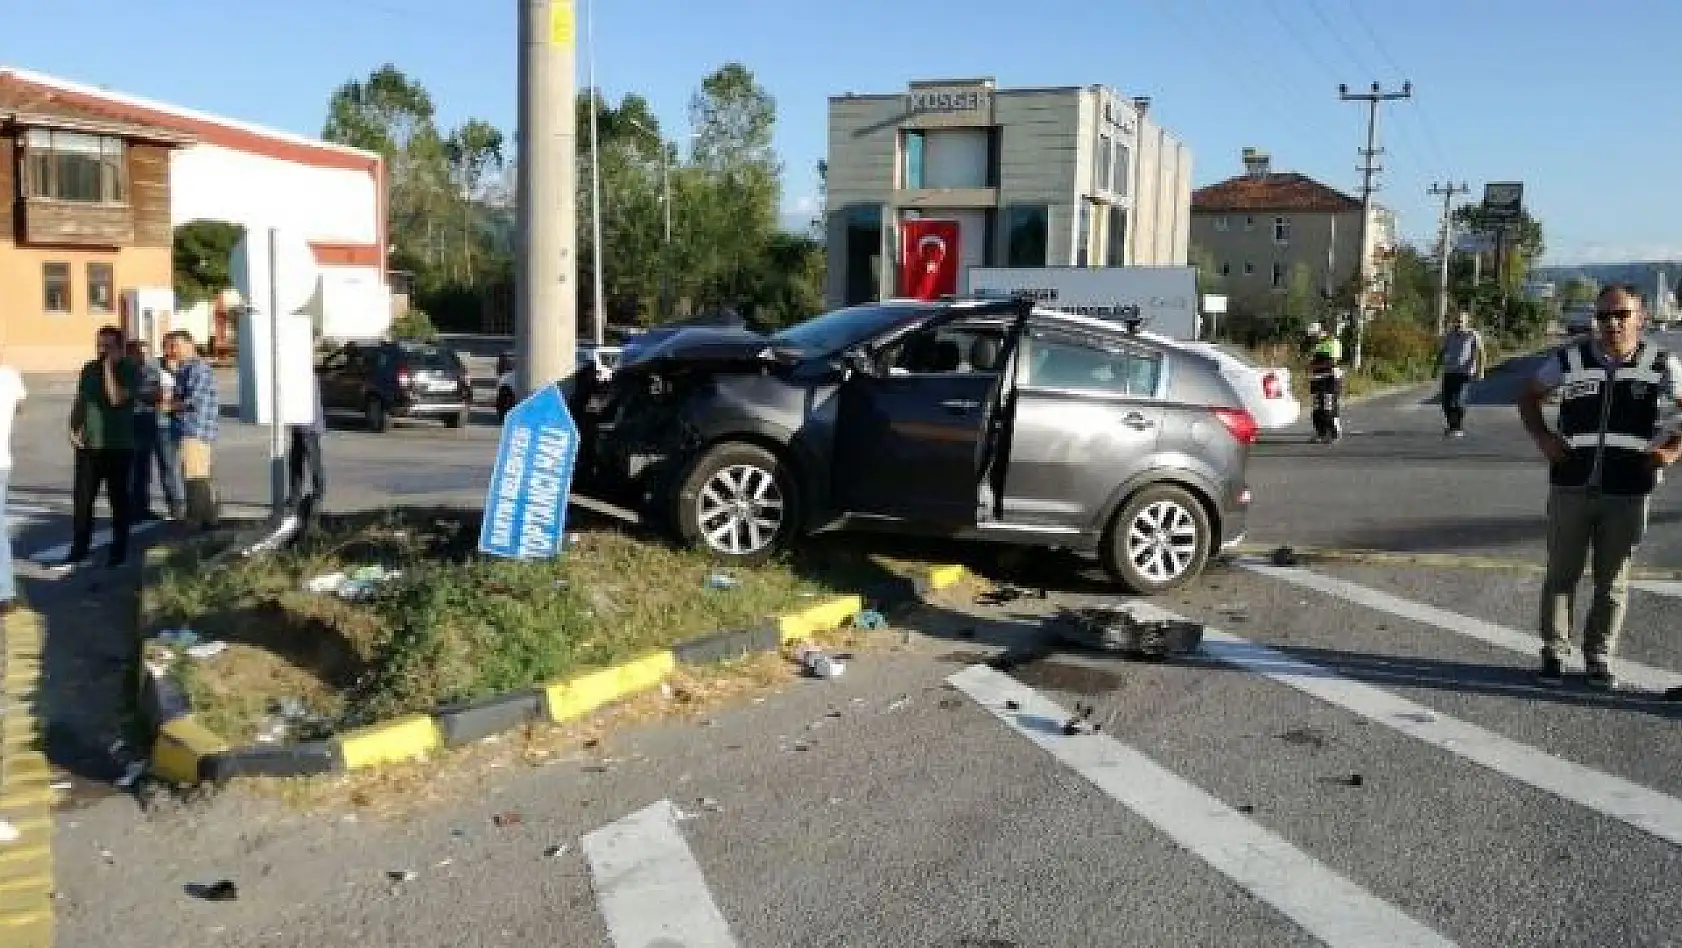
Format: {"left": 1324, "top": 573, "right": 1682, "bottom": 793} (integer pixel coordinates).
{"left": 1339, "top": 81, "right": 1412, "bottom": 370}
{"left": 584, "top": 0, "right": 606, "bottom": 346}
{"left": 1428, "top": 181, "right": 1469, "bottom": 335}
{"left": 515, "top": 0, "right": 577, "bottom": 397}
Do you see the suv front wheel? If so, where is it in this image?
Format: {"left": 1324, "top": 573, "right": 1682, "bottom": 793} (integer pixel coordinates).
{"left": 673, "top": 442, "right": 799, "bottom": 566}
{"left": 1100, "top": 484, "right": 1211, "bottom": 594}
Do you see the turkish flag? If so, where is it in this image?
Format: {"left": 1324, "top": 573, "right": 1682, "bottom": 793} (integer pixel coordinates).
{"left": 899, "top": 218, "right": 961, "bottom": 300}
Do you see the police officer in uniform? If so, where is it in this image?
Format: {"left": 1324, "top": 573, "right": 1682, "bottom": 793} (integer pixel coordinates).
{"left": 1518, "top": 284, "right": 1682, "bottom": 689}
{"left": 1305, "top": 322, "right": 1344, "bottom": 444}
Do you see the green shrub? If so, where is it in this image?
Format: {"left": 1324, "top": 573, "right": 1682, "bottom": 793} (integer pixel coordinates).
{"left": 390, "top": 308, "right": 440, "bottom": 343}
{"left": 1363, "top": 317, "right": 1437, "bottom": 366}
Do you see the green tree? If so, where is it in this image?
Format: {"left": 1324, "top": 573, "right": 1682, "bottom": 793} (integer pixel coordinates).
{"left": 1188, "top": 244, "right": 1223, "bottom": 296}
{"left": 679, "top": 63, "right": 782, "bottom": 310}
{"left": 1560, "top": 275, "right": 1599, "bottom": 307}
{"left": 445, "top": 119, "right": 506, "bottom": 284}
{"left": 172, "top": 220, "right": 246, "bottom": 305}
{"left": 1451, "top": 204, "right": 1545, "bottom": 295}
{"left": 1279, "top": 262, "right": 1326, "bottom": 332}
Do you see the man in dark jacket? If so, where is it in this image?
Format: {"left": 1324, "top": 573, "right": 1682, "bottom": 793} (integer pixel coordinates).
{"left": 52, "top": 326, "right": 138, "bottom": 570}
{"left": 1519, "top": 284, "right": 1682, "bottom": 689}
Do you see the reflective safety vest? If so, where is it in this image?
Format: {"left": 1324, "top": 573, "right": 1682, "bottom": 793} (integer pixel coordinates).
{"left": 1552, "top": 339, "right": 1671, "bottom": 495}
{"left": 1309, "top": 337, "right": 1343, "bottom": 380}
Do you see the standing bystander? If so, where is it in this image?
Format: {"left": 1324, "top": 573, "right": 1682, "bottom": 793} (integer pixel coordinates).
{"left": 127, "top": 338, "right": 183, "bottom": 521}
{"left": 287, "top": 365, "right": 327, "bottom": 522}
{"left": 1435, "top": 311, "right": 1487, "bottom": 437}
{"left": 1518, "top": 284, "right": 1682, "bottom": 689}
{"left": 166, "top": 331, "right": 220, "bottom": 531}
{"left": 54, "top": 326, "right": 138, "bottom": 570}
{"left": 0, "top": 344, "right": 26, "bottom": 610}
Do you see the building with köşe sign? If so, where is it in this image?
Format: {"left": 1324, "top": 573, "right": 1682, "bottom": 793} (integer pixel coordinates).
{"left": 824, "top": 77, "right": 1193, "bottom": 308}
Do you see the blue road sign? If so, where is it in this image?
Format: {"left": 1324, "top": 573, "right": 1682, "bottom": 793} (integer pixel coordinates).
{"left": 478, "top": 383, "right": 580, "bottom": 559}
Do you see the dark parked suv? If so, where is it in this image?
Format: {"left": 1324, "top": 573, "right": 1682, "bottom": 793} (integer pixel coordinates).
{"left": 573, "top": 297, "right": 1257, "bottom": 594}
{"left": 318, "top": 340, "right": 473, "bottom": 432}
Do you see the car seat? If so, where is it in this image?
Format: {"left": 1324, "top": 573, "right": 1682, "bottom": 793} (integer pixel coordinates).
{"left": 969, "top": 335, "right": 1003, "bottom": 372}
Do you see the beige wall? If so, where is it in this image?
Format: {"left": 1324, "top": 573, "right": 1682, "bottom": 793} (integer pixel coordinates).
{"left": 1191, "top": 207, "right": 1395, "bottom": 315}
{"left": 0, "top": 244, "right": 171, "bottom": 371}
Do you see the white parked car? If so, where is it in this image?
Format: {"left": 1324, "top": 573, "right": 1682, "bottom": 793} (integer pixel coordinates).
{"left": 496, "top": 345, "right": 622, "bottom": 422}
{"left": 1183, "top": 342, "right": 1301, "bottom": 430}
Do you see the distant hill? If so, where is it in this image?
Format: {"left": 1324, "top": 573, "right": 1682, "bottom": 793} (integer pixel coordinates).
{"left": 1533, "top": 262, "right": 1682, "bottom": 299}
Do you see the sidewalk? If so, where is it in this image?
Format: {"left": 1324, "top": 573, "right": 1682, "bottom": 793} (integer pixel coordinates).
{"left": 24, "top": 366, "right": 240, "bottom": 400}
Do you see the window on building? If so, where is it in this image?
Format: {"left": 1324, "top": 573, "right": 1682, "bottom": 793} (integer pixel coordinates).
{"left": 1113, "top": 142, "right": 1130, "bottom": 196}
{"left": 1005, "top": 205, "right": 1049, "bottom": 267}
{"left": 843, "top": 204, "right": 884, "bottom": 305}
{"left": 1213, "top": 216, "right": 1230, "bottom": 232}
{"left": 1243, "top": 215, "right": 1256, "bottom": 231}
{"left": 901, "top": 130, "right": 925, "bottom": 189}
{"left": 87, "top": 262, "right": 115, "bottom": 313}
{"left": 1220, "top": 262, "right": 1231, "bottom": 276}
{"left": 1243, "top": 261, "right": 1255, "bottom": 275}
{"left": 42, "top": 262, "right": 71, "bottom": 313}
{"left": 23, "top": 129, "right": 126, "bottom": 203}
{"left": 1273, "top": 216, "right": 1291, "bottom": 245}
{"left": 1105, "top": 206, "right": 1127, "bottom": 266}
{"left": 1076, "top": 203, "right": 1092, "bottom": 267}
{"left": 1094, "top": 133, "right": 1112, "bottom": 194}
{"left": 1024, "top": 332, "right": 1163, "bottom": 397}
{"left": 1272, "top": 262, "right": 1286, "bottom": 289}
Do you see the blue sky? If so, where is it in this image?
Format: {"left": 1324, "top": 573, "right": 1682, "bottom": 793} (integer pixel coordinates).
{"left": 4, "top": 0, "right": 1678, "bottom": 264}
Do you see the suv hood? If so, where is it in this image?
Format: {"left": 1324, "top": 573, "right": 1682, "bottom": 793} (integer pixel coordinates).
{"left": 619, "top": 328, "right": 804, "bottom": 374}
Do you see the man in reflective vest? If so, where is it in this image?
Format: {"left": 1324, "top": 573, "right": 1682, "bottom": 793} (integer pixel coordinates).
{"left": 1518, "top": 284, "right": 1682, "bottom": 689}
{"left": 1305, "top": 322, "right": 1344, "bottom": 444}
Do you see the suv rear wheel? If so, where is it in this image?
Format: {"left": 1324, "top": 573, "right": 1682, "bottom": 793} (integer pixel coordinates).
{"left": 673, "top": 442, "right": 799, "bottom": 566}
{"left": 1100, "top": 484, "right": 1211, "bottom": 595}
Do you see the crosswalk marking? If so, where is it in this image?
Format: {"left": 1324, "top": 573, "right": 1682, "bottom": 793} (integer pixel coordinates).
{"left": 1117, "top": 600, "right": 1682, "bottom": 850}
{"left": 1630, "top": 580, "right": 1682, "bottom": 599}
{"left": 948, "top": 664, "right": 1457, "bottom": 948}
{"left": 1238, "top": 559, "right": 1682, "bottom": 694}
{"left": 27, "top": 519, "right": 162, "bottom": 564}
{"left": 582, "top": 799, "right": 739, "bottom": 948}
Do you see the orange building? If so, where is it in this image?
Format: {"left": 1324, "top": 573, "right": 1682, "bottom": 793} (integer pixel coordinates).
{"left": 1, "top": 88, "right": 192, "bottom": 371}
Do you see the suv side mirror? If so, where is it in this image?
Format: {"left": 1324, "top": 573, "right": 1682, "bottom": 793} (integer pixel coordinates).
{"left": 834, "top": 347, "right": 875, "bottom": 380}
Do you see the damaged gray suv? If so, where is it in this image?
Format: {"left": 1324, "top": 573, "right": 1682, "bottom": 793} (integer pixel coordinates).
{"left": 572, "top": 297, "right": 1257, "bottom": 594}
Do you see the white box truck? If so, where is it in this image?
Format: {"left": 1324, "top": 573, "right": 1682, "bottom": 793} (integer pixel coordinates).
{"left": 962, "top": 266, "right": 1203, "bottom": 339}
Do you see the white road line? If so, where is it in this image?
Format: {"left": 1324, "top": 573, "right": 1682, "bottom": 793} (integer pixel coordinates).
{"left": 1631, "top": 580, "right": 1682, "bottom": 599}
{"left": 27, "top": 519, "right": 162, "bottom": 564}
{"left": 581, "top": 799, "right": 739, "bottom": 948}
{"left": 948, "top": 665, "right": 1456, "bottom": 948}
{"left": 1239, "top": 560, "right": 1682, "bottom": 693}
{"left": 1123, "top": 600, "right": 1682, "bottom": 849}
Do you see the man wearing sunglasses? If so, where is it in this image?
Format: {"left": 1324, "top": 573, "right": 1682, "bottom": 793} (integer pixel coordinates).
{"left": 1519, "top": 283, "right": 1682, "bottom": 689}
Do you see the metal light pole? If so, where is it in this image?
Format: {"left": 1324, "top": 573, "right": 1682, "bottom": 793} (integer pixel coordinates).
{"left": 266, "top": 227, "right": 285, "bottom": 517}
{"left": 515, "top": 0, "right": 578, "bottom": 396}
{"left": 585, "top": 0, "right": 606, "bottom": 346}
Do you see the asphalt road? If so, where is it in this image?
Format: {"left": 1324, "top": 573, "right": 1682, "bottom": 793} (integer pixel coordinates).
{"left": 30, "top": 333, "right": 1682, "bottom": 947}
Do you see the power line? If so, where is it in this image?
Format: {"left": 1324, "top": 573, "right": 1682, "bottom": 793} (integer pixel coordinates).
{"left": 1150, "top": 0, "right": 1325, "bottom": 144}
{"left": 1341, "top": 0, "right": 1408, "bottom": 78}
{"left": 1301, "top": 0, "right": 1370, "bottom": 75}
{"left": 1260, "top": 0, "right": 1346, "bottom": 83}
{"left": 1340, "top": 80, "right": 1413, "bottom": 369}
{"left": 1429, "top": 180, "right": 1470, "bottom": 333}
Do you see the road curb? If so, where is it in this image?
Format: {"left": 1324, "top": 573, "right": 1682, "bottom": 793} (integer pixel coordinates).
{"left": 0, "top": 607, "right": 56, "bottom": 947}
{"left": 136, "top": 547, "right": 971, "bottom": 786}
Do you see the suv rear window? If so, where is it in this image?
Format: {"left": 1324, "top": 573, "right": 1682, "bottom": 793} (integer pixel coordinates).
{"left": 403, "top": 347, "right": 464, "bottom": 372}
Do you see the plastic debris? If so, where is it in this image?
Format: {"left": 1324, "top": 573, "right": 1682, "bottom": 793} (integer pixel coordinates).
{"left": 1271, "top": 545, "right": 1300, "bottom": 567}
{"left": 794, "top": 645, "right": 845, "bottom": 680}
{"left": 154, "top": 629, "right": 200, "bottom": 649}
{"left": 491, "top": 810, "right": 524, "bottom": 828}
{"left": 703, "top": 573, "right": 739, "bottom": 590}
{"left": 387, "top": 870, "right": 417, "bottom": 883}
{"left": 305, "top": 566, "right": 403, "bottom": 601}
{"left": 49, "top": 780, "right": 72, "bottom": 792}
{"left": 1003, "top": 700, "right": 1020, "bottom": 711}
{"left": 884, "top": 694, "right": 911, "bottom": 712}
{"left": 543, "top": 844, "right": 569, "bottom": 859}
{"left": 185, "top": 641, "right": 230, "bottom": 660}
{"left": 1062, "top": 702, "right": 1101, "bottom": 736}
{"left": 185, "top": 880, "right": 239, "bottom": 902}
{"left": 852, "top": 609, "right": 887, "bottom": 631}
{"left": 114, "top": 761, "right": 146, "bottom": 789}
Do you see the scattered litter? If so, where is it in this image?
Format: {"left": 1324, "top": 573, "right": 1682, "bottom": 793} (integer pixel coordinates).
{"left": 305, "top": 566, "right": 403, "bottom": 601}
{"left": 795, "top": 645, "right": 845, "bottom": 679}
{"left": 1323, "top": 773, "right": 1365, "bottom": 788}
{"left": 543, "top": 844, "right": 569, "bottom": 859}
{"left": 825, "top": 710, "right": 842, "bottom": 719}
{"left": 827, "top": 796, "right": 843, "bottom": 805}
{"left": 114, "top": 761, "right": 146, "bottom": 789}
{"left": 434, "top": 859, "right": 453, "bottom": 869}
{"left": 99, "top": 849, "right": 115, "bottom": 865}
{"left": 884, "top": 694, "right": 911, "bottom": 712}
{"left": 703, "top": 573, "right": 739, "bottom": 590}
{"left": 0, "top": 820, "right": 18, "bottom": 843}
{"left": 852, "top": 609, "right": 887, "bottom": 630}
{"left": 1276, "top": 727, "right": 1328, "bottom": 749}
{"left": 937, "top": 697, "right": 961, "bottom": 710}
{"left": 697, "top": 797, "right": 722, "bottom": 813}
{"left": 974, "top": 585, "right": 1048, "bottom": 607}
{"left": 184, "top": 641, "right": 230, "bottom": 660}
{"left": 185, "top": 880, "right": 239, "bottom": 902}
{"left": 1396, "top": 711, "right": 1436, "bottom": 724}
{"left": 1237, "top": 804, "right": 1257, "bottom": 814}
{"left": 491, "top": 811, "right": 524, "bottom": 828}
{"left": 1062, "top": 702, "right": 1101, "bottom": 736}
{"left": 1003, "top": 700, "right": 1020, "bottom": 711}
{"left": 386, "top": 870, "right": 418, "bottom": 884}
{"left": 1271, "top": 546, "right": 1300, "bottom": 567}
{"left": 49, "top": 780, "right": 73, "bottom": 792}
{"left": 1052, "top": 605, "right": 1203, "bottom": 659}
{"left": 154, "top": 629, "right": 200, "bottom": 649}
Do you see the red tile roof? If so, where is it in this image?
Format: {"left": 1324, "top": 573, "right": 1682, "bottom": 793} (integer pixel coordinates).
{"left": 1192, "top": 172, "right": 1360, "bottom": 214}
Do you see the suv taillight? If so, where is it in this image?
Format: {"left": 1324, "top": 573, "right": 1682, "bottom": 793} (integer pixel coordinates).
{"left": 1213, "top": 407, "right": 1260, "bottom": 445}
{"left": 396, "top": 367, "right": 412, "bottom": 388}
{"left": 1261, "top": 372, "right": 1283, "bottom": 399}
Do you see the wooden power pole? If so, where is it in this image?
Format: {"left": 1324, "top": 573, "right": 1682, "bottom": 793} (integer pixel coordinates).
{"left": 1339, "top": 81, "right": 1412, "bottom": 370}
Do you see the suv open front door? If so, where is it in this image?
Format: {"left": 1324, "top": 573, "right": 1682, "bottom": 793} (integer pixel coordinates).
{"left": 832, "top": 301, "right": 1030, "bottom": 525}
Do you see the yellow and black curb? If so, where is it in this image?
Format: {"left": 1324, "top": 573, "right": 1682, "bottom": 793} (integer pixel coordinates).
{"left": 0, "top": 607, "right": 55, "bottom": 948}
{"left": 137, "top": 547, "right": 972, "bottom": 786}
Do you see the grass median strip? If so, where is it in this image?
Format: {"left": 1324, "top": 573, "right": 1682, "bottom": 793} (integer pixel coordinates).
{"left": 142, "top": 508, "right": 870, "bottom": 748}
